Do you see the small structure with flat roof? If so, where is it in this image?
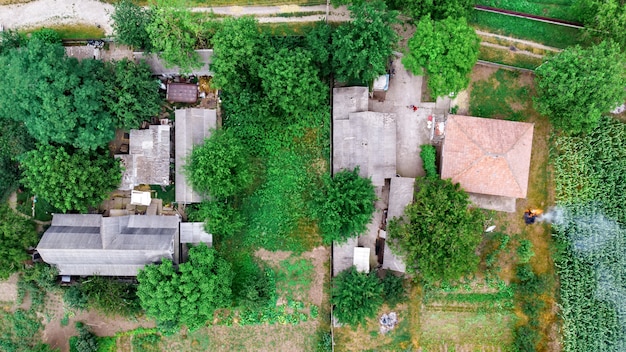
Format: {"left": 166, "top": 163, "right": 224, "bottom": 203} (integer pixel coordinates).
{"left": 116, "top": 125, "right": 171, "bottom": 190}
{"left": 353, "top": 247, "right": 371, "bottom": 273}
{"left": 175, "top": 108, "right": 217, "bottom": 204}
{"left": 380, "top": 177, "right": 414, "bottom": 273}
{"left": 37, "top": 214, "right": 179, "bottom": 276}
{"left": 130, "top": 190, "right": 152, "bottom": 206}
{"left": 441, "top": 115, "right": 534, "bottom": 212}
{"left": 167, "top": 83, "right": 198, "bottom": 103}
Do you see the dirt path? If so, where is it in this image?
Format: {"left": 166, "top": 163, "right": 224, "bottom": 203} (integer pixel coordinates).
{"left": 480, "top": 41, "right": 544, "bottom": 58}
{"left": 0, "top": 0, "right": 349, "bottom": 35}
{"left": 476, "top": 30, "right": 562, "bottom": 53}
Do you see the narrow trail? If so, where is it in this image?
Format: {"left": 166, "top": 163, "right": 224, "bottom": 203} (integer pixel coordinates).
{"left": 480, "top": 41, "right": 544, "bottom": 59}
{"left": 475, "top": 30, "right": 562, "bottom": 53}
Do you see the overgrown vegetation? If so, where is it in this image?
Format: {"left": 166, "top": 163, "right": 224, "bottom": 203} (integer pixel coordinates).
{"left": 419, "top": 144, "right": 437, "bottom": 178}
{"left": 332, "top": 267, "right": 384, "bottom": 326}
{"left": 80, "top": 276, "right": 142, "bottom": 318}
{"left": 0, "top": 205, "right": 39, "bottom": 279}
{"left": 476, "top": 0, "right": 580, "bottom": 22}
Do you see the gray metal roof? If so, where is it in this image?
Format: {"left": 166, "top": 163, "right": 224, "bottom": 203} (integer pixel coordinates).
{"left": 332, "top": 237, "right": 358, "bottom": 277}
{"left": 174, "top": 108, "right": 217, "bottom": 204}
{"left": 116, "top": 125, "right": 171, "bottom": 190}
{"left": 134, "top": 49, "right": 213, "bottom": 75}
{"left": 381, "top": 177, "right": 414, "bottom": 273}
{"left": 333, "top": 111, "right": 397, "bottom": 186}
{"left": 333, "top": 87, "right": 369, "bottom": 121}
{"left": 37, "top": 214, "right": 179, "bottom": 276}
{"left": 180, "top": 222, "right": 213, "bottom": 245}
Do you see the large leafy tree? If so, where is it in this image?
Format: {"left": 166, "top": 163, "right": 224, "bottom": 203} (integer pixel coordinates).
{"left": 332, "top": 267, "right": 383, "bottom": 326}
{"left": 210, "top": 16, "right": 266, "bottom": 92}
{"left": 535, "top": 41, "right": 626, "bottom": 134}
{"left": 137, "top": 244, "right": 233, "bottom": 332}
{"left": 389, "top": 0, "right": 474, "bottom": 20}
{"left": 388, "top": 177, "right": 484, "bottom": 283}
{"left": 0, "top": 120, "right": 34, "bottom": 200}
{"left": 258, "top": 47, "right": 327, "bottom": 116}
{"left": 0, "top": 206, "right": 39, "bottom": 279}
{"left": 0, "top": 37, "right": 115, "bottom": 149}
{"left": 305, "top": 21, "right": 333, "bottom": 77}
{"left": 103, "top": 58, "right": 161, "bottom": 130}
{"left": 20, "top": 145, "right": 121, "bottom": 213}
{"left": 403, "top": 16, "right": 479, "bottom": 98}
{"left": 313, "top": 168, "right": 376, "bottom": 244}
{"left": 111, "top": 0, "right": 153, "bottom": 50}
{"left": 187, "top": 199, "right": 244, "bottom": 239}
{"left": 187, "top": 129, "right": 253, "bottom": 199}
{"left": 332, "top": 0, "right": 399, "bottom": 84}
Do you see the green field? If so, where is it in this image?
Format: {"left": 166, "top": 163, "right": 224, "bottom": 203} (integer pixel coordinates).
{"left": 476, "top": 0, "right": 580, "bottom": 22}
{"left": 23, "top": 24, "right": 106, "bottom": 39}
{"left": 470, "top": 10, "right": 586, "bottom": 48}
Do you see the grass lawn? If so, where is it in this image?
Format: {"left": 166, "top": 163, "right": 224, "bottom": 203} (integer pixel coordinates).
{"left": 476, "top": 0, "right": 580, "bottom": 22}
{"left": 23, "top": 24, "right": 106, "bottom": 39}
{"left": 470, "top": 10, "right": 586, "bottom": 48}
{"left": 469, "top": 69, "right": 534, "bottom": 120}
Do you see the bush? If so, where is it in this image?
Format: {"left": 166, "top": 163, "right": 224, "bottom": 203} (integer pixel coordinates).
{"left": 187, "top": 199, "right": 244, "bottom": 240}
{"left": 517, "top": 240, "right": 535, "bottom": 264}
{"left": 420, "top": 144, "right": 437, "bottom": 178}
{"left": 64, "top": 285, "right": 87, "bottom": 311}
{"left": 316, "top": 331, "right": 333, "bottom": 352}
{"left": 75, "top": 322, "right": 99, "bottom": 352}
{"left": 381, "top": 274, "right": 406, "bottom": 307}
{"left": 230, "top": 253, "right": 276, "bottom": 308}
{"left": 80, "top": 276, "right": 141, "bottom": 317}
{"left": 332, "top": 267, "right": 383, "bottom": 326}
{"left": 313, "top": 168, "right": 377, "bottom": 244}
{"left": 514, "top": 325, "right": 540, "bottom": 352}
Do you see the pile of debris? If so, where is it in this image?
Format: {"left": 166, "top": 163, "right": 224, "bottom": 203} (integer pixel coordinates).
{"left": 379, "top": 312, "right": 398, "bottom": 334}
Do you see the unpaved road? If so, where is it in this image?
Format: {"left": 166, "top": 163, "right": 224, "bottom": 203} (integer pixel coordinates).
{"left": 0, "top": 0, "right": 349, "bottom": 34}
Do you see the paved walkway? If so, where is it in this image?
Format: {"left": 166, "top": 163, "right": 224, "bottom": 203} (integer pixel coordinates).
{"left": 0, "top": 0, "right": 349, "bottom": 35}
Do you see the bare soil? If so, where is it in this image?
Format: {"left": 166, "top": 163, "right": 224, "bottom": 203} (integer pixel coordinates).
{"left": 0, "top": 273, "right": 19, "bottom": 303}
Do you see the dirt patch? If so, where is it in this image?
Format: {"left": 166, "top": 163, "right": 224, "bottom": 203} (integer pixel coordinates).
{"left": 254, "top": 248, "right": 292, "bottom": 265}
{"left": 451, "top": 90, "right": 470, "bottom": 115}
{"left": 41, "top": 292, "right": 155, "bottom": 352}
{"left": 0, "top": 273, "right": 19, "bottom": 303}
{"left": 302, "top": 246, "right": 328, "bottom": 307}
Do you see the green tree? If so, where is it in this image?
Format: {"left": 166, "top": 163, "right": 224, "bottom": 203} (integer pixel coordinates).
{"left": 0, "top": 29, "right": 25, "bottom": 55}
{"left": 0, "top": 120, "right": 34, "bottom": 200}
{"left": 187, "top": 129, "right": 253, "bottom": 199}
{"left": 388, "top": 177, "right": 485, "bottom": 283}
{"left": 576, "top": 0, "right": 626, "bottom": 48}
{"left": 534, "top": 41, "right": 626, "bottom": 134}
{"left": 146, "top": 0, "right": 217, "bottom": 72}
{"left": 389, "top": 0, "right": 474, "bottom": 20}
{"left": 0, "top": 206, "right": 38, "bottom": 279}
{"left": 313, "top": 168, "right": 376, "bottom": 244}
{"left": 20, "top": 145, "right": 121, "bottom": 213}
{"left": 137, "top": 244, "right": 233, "bottom": 332}
{"left": 258, "top": 47, "right": 328, "bottom": 116}
{"left": 111, "top": 0, "right": 153, "bottom": 50}
{"left": 420, "top": 144, "right": 437, "bottom": 178}
{"left": 332, "top": 267, "right": 383, "bottom": 326}
{"left": 403, "top": 16, "right": 479, "bottom": 98}
{"left": 332, "top": 0, "right": 399, "bottom": 83}
{"left": 211, "top": 16, "right": 266, "bottom": 92}
{"left": 187, "top": 200, "right": 244, "bottom": 239}
{"left": 305, "top": 21, "right": 333, "bottom": 76}
{"left": 103, "top": 58, "right": 162, "bottom": 130}
{"left": 0, "top": 37, "right": 116, "bottom": 150}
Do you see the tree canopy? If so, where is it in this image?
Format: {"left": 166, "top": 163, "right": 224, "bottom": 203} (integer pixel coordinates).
{"left": 0, "top": 120, "right": 34, "bottom": 200}
{"left": 210, "top": 16, "right": 266, "bottom": 92}
{"left": 20, "top": 145, "right": 122, "bottom": 213}
{"left": 187, "top": 129, "right": 253, "bottom": 199}
{"left": 403, "top": 16, "right": 479, "bottom": 98}
{"left": 313, "top": 168, "right": 376, "bottom": 244}
{"left": 0, "top": 34, "right": 162, "bottom": 149}
{"left": 577, "top": 0, "right": 626, "bottom": 48}
{"left": 137, "top": 244, "right": 233, "bottom": 332}
{"left": 388, "top": 177, "right": 485, "bottom": 283}
{"left": 0, "top": 206, "right": 39, "bottom": 280}
{"left": 332, "top": 267, "right": 383, "bottom": 326}
{"left": 534, "top": 40, "right": 626, "bottom": 134}
{"left": 111, "top": 0, "right": 153, "bottom": 50}
{"left": 331, "top": 0, "right": 399, "bottom": 84}
{"left": 258, "top": 47, "right": 327, "bottom": 117}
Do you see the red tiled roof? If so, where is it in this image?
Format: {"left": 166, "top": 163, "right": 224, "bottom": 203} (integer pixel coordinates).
{"left": 441, "top": 115, "right": 534, "bottom": 199}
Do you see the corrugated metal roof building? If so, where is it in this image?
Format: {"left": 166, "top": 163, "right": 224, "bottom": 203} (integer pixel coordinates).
{"left": 37, "top": 214, "right": 180, "bottom": 276}
{"left": 116, "top": 125, "right": 171, "bottom": 190}
{"left": 174, "top": 108, "right": 217, "bottom": 204}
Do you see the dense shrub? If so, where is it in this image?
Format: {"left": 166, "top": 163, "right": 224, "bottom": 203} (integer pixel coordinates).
{"left": 63, "top": 285, "right": 87, "bottom": 311}
{"left": 187, "top": 199, "right": 244, "bottom": 240}
{"left": 332, "top": 267, "right": 383, "bottom": 326}
{"left": 516, "top": 239, "right": 535, "bottom": 264}
{"left": 80, "top": 276, "right": 141, "bottom": 317}
{"left": 381, "top": 274, "right": 406, "bottom": 307}
{"left": 75, "top": 322, "right": 99, "bottom": 352}
{"left": 420, "top": 144, "right": 437, "bottom": 178}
